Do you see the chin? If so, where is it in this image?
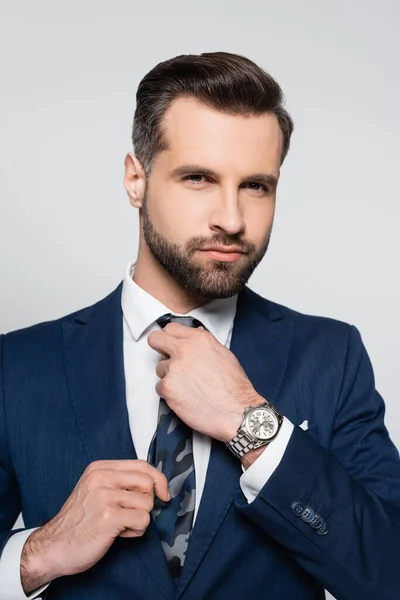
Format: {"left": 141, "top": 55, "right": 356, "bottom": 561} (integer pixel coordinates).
{"left": 189, "top": 277, "right": 247, "bottom": 299}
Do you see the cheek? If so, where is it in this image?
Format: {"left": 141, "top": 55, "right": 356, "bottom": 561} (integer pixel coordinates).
{"left": 147, "top": 184, "right": 209, "bottom": 241}
{"left": 243, "top": 200, "right": 275, "bottom": 244}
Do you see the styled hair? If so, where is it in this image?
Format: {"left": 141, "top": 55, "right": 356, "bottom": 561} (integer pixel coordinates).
{"left": 132, "top": 51, "right": 294, "bottom": 176}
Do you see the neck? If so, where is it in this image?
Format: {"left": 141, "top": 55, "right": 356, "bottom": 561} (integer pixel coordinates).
{"left": 133, "top": 241, "right": 212, "bottom": 314}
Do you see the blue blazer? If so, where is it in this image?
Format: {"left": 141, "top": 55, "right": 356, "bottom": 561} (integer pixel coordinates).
{"left": 1, "top": 284, "right": 400, "bottom": 600}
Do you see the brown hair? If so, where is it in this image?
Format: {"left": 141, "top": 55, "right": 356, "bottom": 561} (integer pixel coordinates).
{"left": 132, "top": 51, "right": 294, "bottom": 176}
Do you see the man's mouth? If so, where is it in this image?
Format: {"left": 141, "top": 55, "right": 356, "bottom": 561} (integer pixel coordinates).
{"left": 198, "top": 246, "right": 246, "bottom": 262}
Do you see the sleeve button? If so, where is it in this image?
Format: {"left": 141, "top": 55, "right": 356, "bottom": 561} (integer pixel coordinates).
{"left": 300, "top": 506, "right": 315, "bottom": 523}
{"left": 316, "top": 521, "right": 330, "bottom": 536}
{"left": 291, "top": 501, "right": 306, "bottom": 517}
{"left": 310, "top": 514, "right": 324, "bottom": 529}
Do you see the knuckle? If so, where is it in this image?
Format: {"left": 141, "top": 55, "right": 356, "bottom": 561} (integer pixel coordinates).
{"left": 155, "top": 381, "right": 163, "bottom": 397}
{"left": 86, "top": 460, "right": 103, "bottom": 473}
{"left": 198, "top": 328, "right": 211, "bottom": 342}
{"left": 142, "top": 511, "right": 151, "bottom": 527}
{"left": 100, "top": 506, "right": 115, "bottom": 522}
{"left": 138, "top": 461, "right": 153, "bottom": 476}
{"left": 85, "top": 469, "right": 105, "bottom": 490}
{"left": 144, "top": 493, "right": 154, "bottom": 512}
{"left": 136, "top": 510, "right": 151, "bottom": 532}
{"left": 141, "top": 474, "right": 154, "bottom": 494}
{"left": 160, "top": 378, "right": 172, "bottom": 396}
{"left": 155, "top": 362, "right": 163, "bottom": 377}
{"left": 166, "top": 360, "right": 177, "bottom": 375}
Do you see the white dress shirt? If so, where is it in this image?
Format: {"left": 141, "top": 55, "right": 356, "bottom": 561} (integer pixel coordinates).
{"left": 0, "top": 262, "right": 294, "bottom": 599}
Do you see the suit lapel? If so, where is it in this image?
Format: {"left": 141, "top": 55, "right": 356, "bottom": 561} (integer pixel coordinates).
{"left": 231, "top": 286, "right": 295, "bottom": 410}
{"left": 62, "top": 283, "right": 134, "bottom": 462}
{"left": 62, "top": 283, "right": 176, "bottom": 600}
{"left": 176, "top": 286, "right": 294, "bottom": 598}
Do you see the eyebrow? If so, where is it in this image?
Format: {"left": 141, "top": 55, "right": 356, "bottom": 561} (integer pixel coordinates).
{"left": 169, "top": 164, "right": 279, "bottom": 190}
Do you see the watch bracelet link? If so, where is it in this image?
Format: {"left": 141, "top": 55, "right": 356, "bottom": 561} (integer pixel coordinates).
{"left": 225, "top": 430, "right": 266, "bottom": 458}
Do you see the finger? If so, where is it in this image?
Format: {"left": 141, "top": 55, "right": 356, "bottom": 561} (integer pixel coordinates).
{"left": 84, "top": 459, "right": 162, "bottom": 480}
{"left": 119, "top": 529, "right": 144, "bottom": 538}
{"left": 84, "top": 459, "right": 153, "bottom": 475}
{"left": 162, "top": 323, "right": 213, "bottom": 344}
{"left": 155, "top": 359, "right": 169, "bottom": 379}
{"left": 155, "top": 381, "right": 176, "bottom": 408}
{"left": 105, "top": 469, "right": 170, "bottom": 503}
{"left": 106, "top": 489, "right": 154, "bottom": 513}
{"left": 115, "top": 507, "right": 151, "bottom": 538}
{"left": 82, "top": 461, "right": 170, "bottom": 501}
{"left": 149, "top": 469, "right": 170, "bottom": 502}
{"left": 84, "top": 469, "right": 155, "bottom": 495}
{"left": 155, "top": 379, "right": 163, "bottom": 399}
{"left": 116, "top": 472, "right": 155, "bottom": 496}
{"left": 147, "top": 330, "right": 178, "bottom": 358}
{"left": 162, "top": 322, "right": 205, "bottom": 337}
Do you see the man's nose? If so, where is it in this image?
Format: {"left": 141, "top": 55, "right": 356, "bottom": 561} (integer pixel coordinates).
{"left": 209, "top": 189, "right": 246, "bottom": 235}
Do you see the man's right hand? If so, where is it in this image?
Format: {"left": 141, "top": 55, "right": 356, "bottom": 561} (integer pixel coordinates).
{"left": 20, "top": 460, "right": 170, "bottom": 595}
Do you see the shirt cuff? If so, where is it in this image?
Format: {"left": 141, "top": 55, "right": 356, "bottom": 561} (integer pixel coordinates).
{"left": 239, "top": 417, "right": 294, "bottom": 503}
{"left": 0, "top": 528, "right": 50, "bottom": 599}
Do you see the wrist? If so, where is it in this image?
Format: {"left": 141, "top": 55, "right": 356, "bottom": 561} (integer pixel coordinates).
{"left": 20, "top": 527, "right": 59, "bottom": 594}
{"left": 241, "top": 445, "right": 266, "bottom": 470}
{"left": 222, "top": 393, "right": 266, "bottom": 443}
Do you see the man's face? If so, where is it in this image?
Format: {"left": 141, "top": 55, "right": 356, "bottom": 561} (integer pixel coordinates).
{"left": 140, "top": 97, "right": 282, "bottom": 299}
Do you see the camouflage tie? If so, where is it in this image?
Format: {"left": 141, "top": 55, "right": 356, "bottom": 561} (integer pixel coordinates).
{"left": 147, "top": 313, "right": 204, "bottom": 579}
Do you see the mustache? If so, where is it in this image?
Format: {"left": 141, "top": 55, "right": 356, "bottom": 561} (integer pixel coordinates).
{"left": 185, "top": 234, "right": 256, "bottom": 254}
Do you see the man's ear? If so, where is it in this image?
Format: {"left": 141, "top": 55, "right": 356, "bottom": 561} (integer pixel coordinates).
{"left": 124, "top": 153, "right": 146, "bottom": 208}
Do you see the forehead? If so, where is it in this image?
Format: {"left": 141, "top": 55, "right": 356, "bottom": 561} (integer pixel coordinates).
{"left": 158, "top": 96, "right": 282, "bottom": 175}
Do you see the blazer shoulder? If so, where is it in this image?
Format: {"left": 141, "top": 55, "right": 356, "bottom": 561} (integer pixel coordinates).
{"left": 2, "top": 283, "right": 123, "bottom": 355}
{"left": 247, "top": 287, "right": 354, "bottom": 342}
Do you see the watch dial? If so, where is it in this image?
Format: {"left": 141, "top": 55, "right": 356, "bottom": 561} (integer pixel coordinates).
{"left": 247, "top": 409, "right": 279, "bottom": 440}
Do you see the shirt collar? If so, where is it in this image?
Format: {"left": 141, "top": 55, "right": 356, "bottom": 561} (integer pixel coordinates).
{"left": 121, "top": 261, "right": 238, "bottom": 345}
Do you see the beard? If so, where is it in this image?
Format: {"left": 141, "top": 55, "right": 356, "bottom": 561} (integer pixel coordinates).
{"left": 141, "top": 198, "right": 271, "bottom": 299}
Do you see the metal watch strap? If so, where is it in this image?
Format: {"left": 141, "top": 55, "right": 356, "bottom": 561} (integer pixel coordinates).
{"left": 225, "top": 431, "right": 265, "bottom": 458}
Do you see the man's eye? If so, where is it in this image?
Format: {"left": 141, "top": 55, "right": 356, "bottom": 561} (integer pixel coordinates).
{"left": 184, "top": 174, "right": 206, "bottom": 184}
{"left": 244, "top": 182, "right": 268, "bottom": 193}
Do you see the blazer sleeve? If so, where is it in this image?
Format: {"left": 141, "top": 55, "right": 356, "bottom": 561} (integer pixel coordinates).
{"left": 0, "top": 334, "right": 25, "bottom": 557}
{"left": 235, "top": 325, "right": 400, "bottom": 600}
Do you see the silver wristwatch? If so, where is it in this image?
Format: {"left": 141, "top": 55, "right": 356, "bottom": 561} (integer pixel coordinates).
{"left": 225, "top": 401, "right": 283, "bottom": 459}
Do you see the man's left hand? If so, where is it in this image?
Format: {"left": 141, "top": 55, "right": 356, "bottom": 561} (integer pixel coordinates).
{"left": 147, "top": 322, "right": 264, "bottom": 443}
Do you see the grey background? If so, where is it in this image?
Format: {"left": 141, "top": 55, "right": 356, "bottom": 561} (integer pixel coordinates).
{"left": 0, "top": 2, "right": 399, "bottom": 599}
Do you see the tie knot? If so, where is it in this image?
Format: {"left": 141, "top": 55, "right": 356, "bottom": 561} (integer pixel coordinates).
{"left": 156, "top": 313, "right": 205, "bottom": 330}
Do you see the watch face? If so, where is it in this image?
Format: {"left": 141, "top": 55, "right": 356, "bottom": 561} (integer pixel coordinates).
{"left": 246, "top": 408, "right": 279, "bottom": 440}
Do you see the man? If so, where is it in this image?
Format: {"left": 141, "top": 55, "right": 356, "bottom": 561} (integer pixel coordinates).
{"left": 0, "top": 51, "right": 399, "bottom": 600}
